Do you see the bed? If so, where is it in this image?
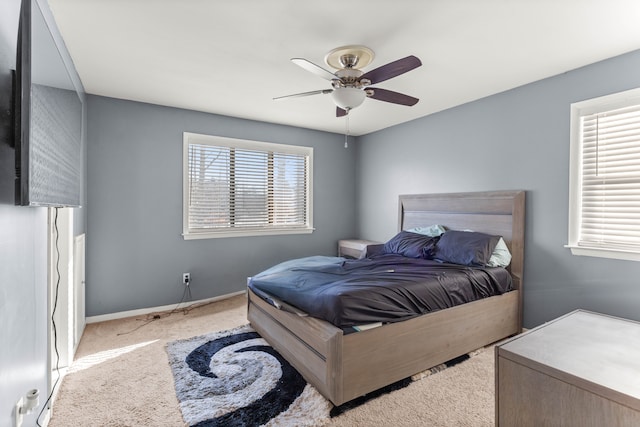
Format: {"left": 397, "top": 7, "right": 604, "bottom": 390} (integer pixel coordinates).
{"left": 247, "top": 190, "right": 525, "bottom": 406}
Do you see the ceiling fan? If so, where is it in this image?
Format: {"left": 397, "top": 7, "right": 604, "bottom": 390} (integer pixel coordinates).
{"left": 274, "top": 45, "right": 422, "bottom": 117}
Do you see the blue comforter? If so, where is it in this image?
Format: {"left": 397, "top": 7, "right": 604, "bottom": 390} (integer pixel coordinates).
{"left": 248, "top": 254, "right": 512, "bottom": 328}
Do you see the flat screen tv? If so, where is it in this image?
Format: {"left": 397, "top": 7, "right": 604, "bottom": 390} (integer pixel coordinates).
{"left": 15, "top": 0, "right": 82, "bottom": 207}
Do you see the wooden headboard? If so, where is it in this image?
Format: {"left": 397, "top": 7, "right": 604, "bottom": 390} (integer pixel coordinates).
{"left": 398, "top": 190, "right": 526, "bottom": 293}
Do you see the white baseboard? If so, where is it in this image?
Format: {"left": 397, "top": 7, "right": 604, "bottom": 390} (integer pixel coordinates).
{"left": 85, "top": 290, "right": 246, "bottom": 324}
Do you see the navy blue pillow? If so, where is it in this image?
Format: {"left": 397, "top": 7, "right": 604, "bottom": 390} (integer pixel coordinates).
{"left": 382, "top": 231, "right": 439, "bottom": 259}
{"left": 435, "top": 230, "right": 500, "bottom": 266}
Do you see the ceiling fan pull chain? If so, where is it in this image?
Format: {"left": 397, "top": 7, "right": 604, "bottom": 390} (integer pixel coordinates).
{"left": 344, "top": 111, "right": 350, "bottom": 148}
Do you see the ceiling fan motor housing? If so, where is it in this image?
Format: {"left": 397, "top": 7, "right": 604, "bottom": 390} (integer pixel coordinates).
{"left": 333, "top": 68, "right": 366, "bottom": 88}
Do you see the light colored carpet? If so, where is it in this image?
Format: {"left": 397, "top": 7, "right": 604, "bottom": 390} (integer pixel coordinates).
{"left": 49, "top": 294, "right": 496, "bottom": 426}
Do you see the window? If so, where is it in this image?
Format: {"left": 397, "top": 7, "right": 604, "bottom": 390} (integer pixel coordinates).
{"left": 567, "top": 87, "right": 640, "bottom": 261}
{"left": 183, "top": 133, "right": 313, "bottom": 239}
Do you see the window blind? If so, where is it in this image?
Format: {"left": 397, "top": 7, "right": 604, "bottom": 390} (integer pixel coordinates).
{"left": 184, "top": 134, "right": 312, "bottom": 238}
{"left": 579, "top": 104, "right": 640, "bottom": 251}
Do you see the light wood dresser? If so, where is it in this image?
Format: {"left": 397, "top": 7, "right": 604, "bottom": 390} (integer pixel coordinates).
{"left": 496, "top": 309, "right": 640, "bottom": 427}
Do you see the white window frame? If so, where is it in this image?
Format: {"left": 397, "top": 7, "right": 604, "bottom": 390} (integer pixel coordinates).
{"left": 182, "top": 132, "right": 313, "bottom": 240}
{"left": 567, "top": 87, "right": 640, "bottom": 262}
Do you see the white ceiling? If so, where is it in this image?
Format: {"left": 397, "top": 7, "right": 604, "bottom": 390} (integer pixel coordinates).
{"left": 48, "top": 0, "right": 640, "bottom": 136}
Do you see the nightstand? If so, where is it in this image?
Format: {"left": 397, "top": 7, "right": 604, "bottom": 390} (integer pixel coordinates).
{"left": 496, "top": 310, "right": 640, "bottom": 426}
{"left": 338, "top": 239, "right": 380, "bottom": 259}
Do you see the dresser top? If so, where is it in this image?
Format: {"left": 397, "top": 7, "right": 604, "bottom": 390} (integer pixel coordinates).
{"left": 499, "top": 310, "right": 640, "bottom": 400}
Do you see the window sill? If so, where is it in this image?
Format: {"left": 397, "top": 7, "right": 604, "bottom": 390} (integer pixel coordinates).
{"left": 183, "top": 227, "right": 314, "bottom": 240}
{"left": 565, "top": 244, "right": 640, "bottom": 262}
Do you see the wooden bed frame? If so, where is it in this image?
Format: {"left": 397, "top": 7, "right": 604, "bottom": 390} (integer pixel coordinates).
{"left": 247, "top": 190, "right": 525, "bottom": 406}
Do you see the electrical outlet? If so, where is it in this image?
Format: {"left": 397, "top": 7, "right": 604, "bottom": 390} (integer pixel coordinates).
{"left": 182, "top": 273, "right": 190, "bottom": 286}
{"left": 15, "top": 397, "right": 24, "bottom": 427}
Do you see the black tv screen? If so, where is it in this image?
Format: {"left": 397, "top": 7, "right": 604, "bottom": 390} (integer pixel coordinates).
{"left": 15, "top": 0, "right": 82, "bottom": 207}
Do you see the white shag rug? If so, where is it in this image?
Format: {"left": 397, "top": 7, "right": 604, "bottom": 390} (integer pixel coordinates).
{"left": 166, "top": 324, "right": 331, "bottom": 427}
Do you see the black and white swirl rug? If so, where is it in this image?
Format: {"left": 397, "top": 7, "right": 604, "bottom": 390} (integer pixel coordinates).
{"left": 166, "top": 324, "right": 331, "bottom": 427}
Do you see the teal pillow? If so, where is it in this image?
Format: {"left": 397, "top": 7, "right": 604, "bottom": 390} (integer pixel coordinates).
{"left": 487, "top": 237, "right": 512, "bottom": 267}
{"left": 406, "top": 224, "right": 446, "bottom": 237}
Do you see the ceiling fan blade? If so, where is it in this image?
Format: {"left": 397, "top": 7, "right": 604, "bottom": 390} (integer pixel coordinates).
{"left": 367, "top": 88, "right": 419, "bottom": 106}
{"left": 291, "top": 58, "right": 337, "bottom": 80}
{"left": 360, "top": 55, "right": 422, "bottom": 85}
{"left": 336, "top": 107, "right": 348, "bottom": 117}
{"left": 273, "top": 89, "right": 332, "bottom": 101}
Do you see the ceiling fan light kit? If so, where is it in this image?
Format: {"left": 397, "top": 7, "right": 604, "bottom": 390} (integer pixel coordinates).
{"left": 331, "top": 87, "right": 366, "bottom": 110}
{"left": 275, "top": 45, "right": 422, "bottom": 116}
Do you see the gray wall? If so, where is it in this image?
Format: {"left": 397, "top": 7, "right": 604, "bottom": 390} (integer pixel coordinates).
{"left": 356, "top": 49, "right": 640, "bottom": 329}
{"left": 86, "top": 96, "right": 357, "bottom": 317}
{"left": 0, "top": 0, "right": 86, "bottom": 425}
{"left": 87, "top": 51, "right": 640, "bottom": 326}
{"left": 0, "top": 206, "right": 48, "bottom": 427}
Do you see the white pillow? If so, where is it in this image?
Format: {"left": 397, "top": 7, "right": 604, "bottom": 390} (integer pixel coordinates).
{"left": 486, "top": 237, "right": 512, "bottom": 267}
{"left": 406, "top": 224, "right": 446, "bottom": 237}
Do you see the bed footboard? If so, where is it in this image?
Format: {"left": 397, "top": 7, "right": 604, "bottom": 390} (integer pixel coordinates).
{"left": 248, "top": 287, "right": 520, "bottom": 406}
{"left": 248, "top": 288, "right": 345, "bottom": 403}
